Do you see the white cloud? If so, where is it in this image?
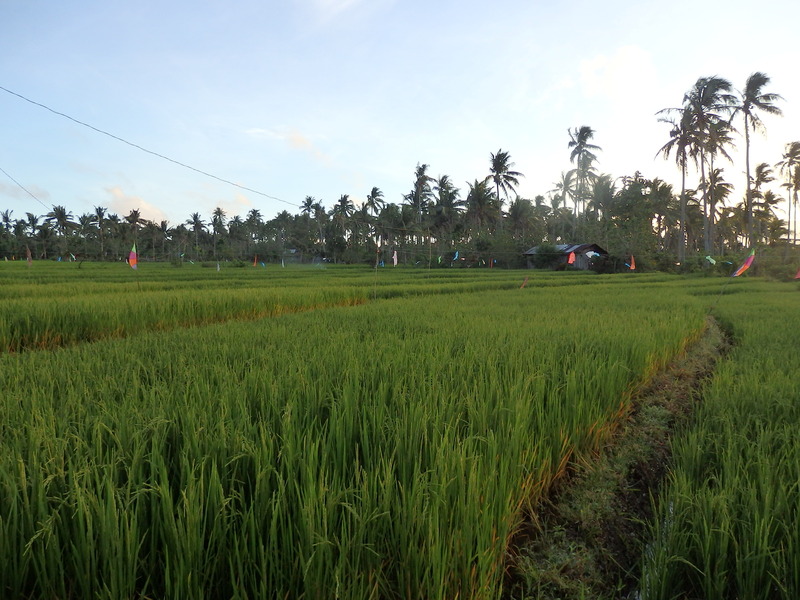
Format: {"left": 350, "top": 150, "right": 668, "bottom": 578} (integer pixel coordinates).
{"left": 104, "top": 186, "right": 168, "bottom": 223}
{"left": 246, "top": 127, "right": 332, "bottom": 165}
{"left": 0, "top": 181, "right": 50, "bottom": 203}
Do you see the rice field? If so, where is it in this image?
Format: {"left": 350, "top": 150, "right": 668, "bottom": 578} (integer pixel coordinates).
{"left": 0, "top": 261, "right": 796, "bottom": 599}
{"left": 640, "top": 279, "right": 800, "bottom": 599}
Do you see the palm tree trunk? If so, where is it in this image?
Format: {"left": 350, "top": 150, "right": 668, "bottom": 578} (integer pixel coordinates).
{"left": 699, "top": 153, "right": 710, "bottom": 254}
{"left": 745, "top": 117, "right": 753, "bottom": 247}
{"left": 679, "top": 166, "right": 686, "bottom": 264}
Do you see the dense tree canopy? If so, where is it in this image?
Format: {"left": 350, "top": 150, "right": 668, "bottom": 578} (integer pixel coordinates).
{"left": 1, "top": 72, "right": 796, "bottom": 271}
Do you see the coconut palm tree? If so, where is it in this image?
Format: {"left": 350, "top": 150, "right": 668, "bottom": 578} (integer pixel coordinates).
{"left": 332, "top": 194, "right": 354, "bottom": 238}
{"left": 45, "top": 205, "right": 76, "bottom": 257}
{"left": 705, "top": 168, "right": 733, "bottom": 252}
{"left": 93, "top": 206, "right": 108, "bottom": 260}
{"left": 682, "top": 76, "right": 735, "bottom": 253}
{"left": 186, "top": 212, "right": 206, "bottom": 259}
{"left": 465, "top": 179, "right": 500, "bottom": 234}
{"left": 211, "top": 206, "right": 227, "bottom": 259}
{"left": 404, "top": 163, "right": 434, "bottom": 225}
{"left": 551, "top": 171, "right": 576, "bottom": 220}
{"left": 365, "top": 187, "right": 385, "bottom": 217}
{"left": 657, "top": 108, "right": 696, "bottom": 263}
{"left": 125, "top": 209, "right": 144, "bottom": 247}
{"left": 731, "top": 72, "right": 782, "bottom": 246}
{"left": 506, "top": 197, "right": 535, "bottom": 242}
{"left": 485, "top": 149, "right": 523, "bottom": 208}
{"left": 430, "top": 175, "right": 463, "bottom": 247}
{"left": 567, "top": 126, "right": 601, "bottom": 217}
{"left": 776, "top": 141, "right": 800, "bottom": 244}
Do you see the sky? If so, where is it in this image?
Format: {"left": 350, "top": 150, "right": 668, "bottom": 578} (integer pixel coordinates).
{"left": 2, "top": 0, "right": 799, "bottom": 228}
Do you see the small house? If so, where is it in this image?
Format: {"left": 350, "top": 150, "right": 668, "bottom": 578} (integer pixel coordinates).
{"left": 523, "top": 243, "right": 608, "bottom": 270}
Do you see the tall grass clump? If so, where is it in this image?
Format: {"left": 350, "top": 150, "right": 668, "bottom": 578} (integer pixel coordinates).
{"left": 0, "top": 272, "right": 708, "bottom": 599}
{"left": 641, "top": 280, "right": 800, "bottom": 599}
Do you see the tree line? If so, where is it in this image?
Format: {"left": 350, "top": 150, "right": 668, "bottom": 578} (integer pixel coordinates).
{"left": 1, "top": 72, "right": 797, "bottom": 270}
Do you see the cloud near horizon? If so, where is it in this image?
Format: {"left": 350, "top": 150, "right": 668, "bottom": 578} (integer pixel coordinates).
{"left": 0, "top": 181, "right": 51, "bottom": 204}
{"left": 246, "top": 127, "right": 332, "bottom": 166}
{"left": 105, "top": 186, "right": 168, "bottom": 224}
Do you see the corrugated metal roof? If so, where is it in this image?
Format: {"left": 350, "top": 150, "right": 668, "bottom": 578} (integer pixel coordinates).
{"left": 523, "top": 243, "right": 608, "bottom": 256}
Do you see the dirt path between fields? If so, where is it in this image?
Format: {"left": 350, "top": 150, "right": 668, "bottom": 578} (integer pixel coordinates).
{"left": 504, "top": 316, "right": 730, "bottom": 600}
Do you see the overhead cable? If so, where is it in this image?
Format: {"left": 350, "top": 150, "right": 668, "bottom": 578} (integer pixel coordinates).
{"left": 0, "top": 85, "right": 295, "bottom": 207}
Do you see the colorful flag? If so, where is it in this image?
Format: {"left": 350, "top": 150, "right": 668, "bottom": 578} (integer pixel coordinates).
{"left": 567, "top": 252, "right": 575, "bottom": 265}
{"left": 392, "top": 250, "right": 398, "bottom": 266}
{"left": 26, "top": 245, "right": 32, "bottom": 267}
{"left": 630, "top": 255, "right": 636, "bottom": 270}
{"left": 128, "top": 243, "right": 138, "bottom": 270}
{"left": 731, "top": 249, "right": 755, "bottom": 277}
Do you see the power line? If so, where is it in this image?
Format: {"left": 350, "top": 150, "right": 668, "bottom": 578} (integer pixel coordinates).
{"left": 0, "top": 85, "right": 296, "bottom": 208}
{"left": 0, "top": 164, "right": 51, "bottom": 211}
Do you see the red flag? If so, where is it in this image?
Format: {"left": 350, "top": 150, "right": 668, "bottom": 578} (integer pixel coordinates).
{"left": 567, "top": 252, "right": 575, "bottom": 265}
{"left": 128, "top": 243, "right": 138, "bottom": 270}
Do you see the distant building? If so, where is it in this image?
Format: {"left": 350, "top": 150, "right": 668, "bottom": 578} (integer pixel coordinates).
{"left": 523, "top": 243, "right": 608, "bottom": 270}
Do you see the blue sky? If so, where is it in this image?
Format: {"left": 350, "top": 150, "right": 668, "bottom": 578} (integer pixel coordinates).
{"left": 2, "top": 0, "right": 799, "bottom": 226}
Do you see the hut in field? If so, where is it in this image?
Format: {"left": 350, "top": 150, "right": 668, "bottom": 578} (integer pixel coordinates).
{"left": 523, "top": 243, "right": 608, "bottom": 270}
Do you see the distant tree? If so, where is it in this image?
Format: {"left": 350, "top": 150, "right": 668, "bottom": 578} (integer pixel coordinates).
{"left": 404, "top": 163, "right": 434, "bottom": 225}
{"left": 186, "top": 212, "right": 206, "bottom": 259}
{"left": 657, "top": 108, "right": 696, "bottom": 263}
{"left": 465, "top": 179, "right": 500, "bottom": 233}
{"left": 567, "top": 126, "right": 601, "bottom": 217}
{"left": 731, "top": 72, "right": 782, "bottom": 246}
{"left": 211, "top": 206, "right": 227, "bottom": 259}
{"left": 485, "top": 149, "right": 523, "bottom": 207}
{"left": 45, "top": 205, "right": 76, "bottom": 256}
{"left": 365, "top": 187, "right": 385, "bottom": 217}
{"left": 776, "top": 141, "right": 800, "bottom": 244}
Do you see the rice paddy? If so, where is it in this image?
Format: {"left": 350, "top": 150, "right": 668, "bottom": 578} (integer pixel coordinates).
{"left": 0, "top": 261, "right": 797, "bottom": 599}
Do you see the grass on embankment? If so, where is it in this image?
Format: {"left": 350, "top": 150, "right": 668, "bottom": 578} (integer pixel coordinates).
{"left": 506, "top": 316, "right": 729, "bottom": 599}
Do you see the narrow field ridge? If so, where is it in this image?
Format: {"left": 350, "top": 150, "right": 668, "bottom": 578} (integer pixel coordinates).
{"left": 505, "top": 316, "right": 730, "bottom": 599}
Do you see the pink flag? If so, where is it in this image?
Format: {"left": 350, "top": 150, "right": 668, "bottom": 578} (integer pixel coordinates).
{"left": 567, "top": 252, "right": 575, "bottom": 265}
{"left": 731, "top": 249, "right": 755, "bottom": 277}
{"left": 630, "top": 255, "right": 636, "bottom": 270}
{"left": 794, "top": 267, "right": 800, "bottom": 280}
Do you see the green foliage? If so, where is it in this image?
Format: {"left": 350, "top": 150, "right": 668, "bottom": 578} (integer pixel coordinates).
{"left": 641, "top": 280, "right": 800, "bottom": 599}
{"left": 529, "top": 243, "right": 561, "bottom": 269}
{"left": 0, "top": 265, "right": 707, "bottom": 599}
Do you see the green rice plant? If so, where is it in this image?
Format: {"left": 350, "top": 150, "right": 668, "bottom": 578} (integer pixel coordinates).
{"left": 0, "top": 270, "right": 712, "bottom": 599}
{"left": 641, "top": 279, "right": 800, "bottom": 599}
